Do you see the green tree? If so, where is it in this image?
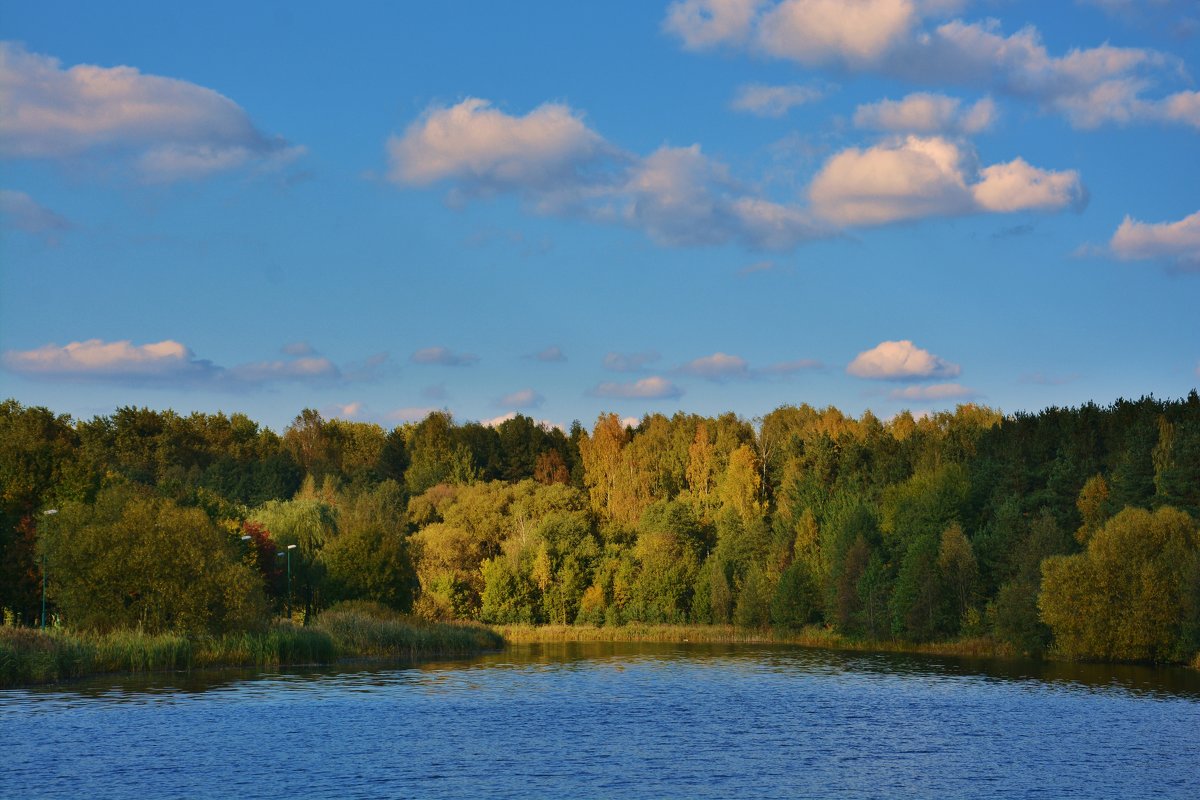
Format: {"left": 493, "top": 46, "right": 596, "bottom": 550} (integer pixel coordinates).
{"left": 41, "top": 484, "right": 266, "bottom": 633}
{"left": 733, "top": 563, "right": 772, "bottom": 627}
{"left": 771, "top": 560, "right": 820, "bottom": 628}
{"left": 321, "top": 481, "right": 417, "bottom": 611}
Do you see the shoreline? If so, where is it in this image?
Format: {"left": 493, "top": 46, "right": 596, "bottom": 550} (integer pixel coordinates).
{"left": 7, "top": 621, "right": 1197, "bottom": 689}
{"left": 494, "top": 623, "right": 1016, "bottom": 660}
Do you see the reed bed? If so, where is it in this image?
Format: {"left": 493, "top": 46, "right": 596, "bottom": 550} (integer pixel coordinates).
{"left": 496, "top": 623, "right": 1014, "bottom": 659}
{"left": 1, "top": 607, "right": 502, "bottom": 688}
{"left": 318, "top": 603, "right": 503, "bottom": 658}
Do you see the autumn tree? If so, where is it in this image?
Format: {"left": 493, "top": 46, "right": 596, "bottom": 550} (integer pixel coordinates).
{"left": 1039, "top": 505, "right": 1199, "bottom": 661}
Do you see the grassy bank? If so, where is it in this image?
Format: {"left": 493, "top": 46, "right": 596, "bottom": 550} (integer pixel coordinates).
{"left": 496, "top": 623, "right": 1014, "bottom": 659}
{"left": 0, "top": 605, "right": 503, "bottom": 688}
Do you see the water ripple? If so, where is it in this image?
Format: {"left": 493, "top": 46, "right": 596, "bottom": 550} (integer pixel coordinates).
{"left": 2, "top": 643, "right": 1198, "bottom": 799}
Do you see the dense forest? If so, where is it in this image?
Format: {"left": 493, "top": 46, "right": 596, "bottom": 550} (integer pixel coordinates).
{"left": 2, "top": 393, "right": 1199, "bottom": 663}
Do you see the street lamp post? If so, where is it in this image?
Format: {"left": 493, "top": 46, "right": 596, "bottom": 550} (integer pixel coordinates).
{"left": 41, "top": 509, "right": 57, "bottom": 630}
{"left": 278, "top": 544, "right": 297, "bottom": 618}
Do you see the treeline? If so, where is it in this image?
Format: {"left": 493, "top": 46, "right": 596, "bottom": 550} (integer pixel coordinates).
{"left": 1, "top": 394, "right": 1198, "bottom": 662}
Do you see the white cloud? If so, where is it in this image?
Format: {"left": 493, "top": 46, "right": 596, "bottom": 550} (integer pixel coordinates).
{"left": 620, "top": 145, "right": 734, "bottom": 247}
{"left": 679, "top": 352, "right": 751, "bottom": 381}
{"left": 663, "top": 0, "right": 765, "bottom": 50}
{"left": 889, "top": 382, "right": 977, "bottom": 400}
{"left": 809, "top": 136, "right": 1084, "bottom": 225}
{"left": 847, "top": 340, "right": 961, "bottom": 380}
{"left": 0, "top": 189, "right": 71, "bottom": 236}
{"left": 618, "top": 144, "right": 825, "bottom": 249}
{"left": 590, "top": 376, "right": 683, "bottom": 399}
{"left": 603, "top": 351, "right": 661, "bottom": 372}
{"left": 2, "top": 338, "right": 207, "bottom": 378}
{"left": 0, "top": 42, "right": 301, "bottom": 180}
{"left": 1, "top": 338, "right": 364, "bottom": 389}
{"left": 756, "top": 0, "right": 922, "bottom": 65}
{"left": 972, "top": 158, "right": 1086, "bottom": 213}
{"left": 664, "top": 4, "right": 1195, "bottom": 130}
{"left": 497, "top": 388, "right": 545, "bottom": 409}
{"left": 1161, "top": 91, "right": 1200, "bottom": 129}
{"left": 854, "top": 93, "right": 996, "bottom": 134}
{"left": 387, "top": 99, "right": 827, "bottom": 251}
{"left": 809, "top": 136, "right": 972, "bottom": 225}
{"left": 731, "top": 83, "right": 825, "bottom": 117}
{"left": 410, "top": 346, "right": 479, "bottom": 366}
{"left": 1109, "top": 210, "right": 1200, "bottom": 269}
{"left": 387, "top": 97, "right": 607, "bottom": 191}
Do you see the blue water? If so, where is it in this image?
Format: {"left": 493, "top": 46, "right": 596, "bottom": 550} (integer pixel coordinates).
{"left": 2, "top": 643, "right": 1198, "bottom": 799}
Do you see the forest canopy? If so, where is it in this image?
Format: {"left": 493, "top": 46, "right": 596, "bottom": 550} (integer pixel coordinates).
{"left": 2, "top": 393, "right": 1198, "bottom": 662}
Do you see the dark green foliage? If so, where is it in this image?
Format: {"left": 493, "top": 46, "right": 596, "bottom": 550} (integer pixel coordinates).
{"left": 890, "top": 533, "right": 947, "bottom": 642}
{"left": 771, "top": 561, "right": 820, "bottom": 628}
{"left": 733, "top": 564, "right": 771, "bottom": 628}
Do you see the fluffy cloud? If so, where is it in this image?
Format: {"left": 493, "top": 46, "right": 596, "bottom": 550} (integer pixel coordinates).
{"left": 387, "top": 98, "right": 606, "bottom": 191}
{"left": 664, "top": 3, "right": 1194, "bottom": 130}
{"left": 387, "top": 98, "right": 826, "bottom": 251}
{"left": 0, "top": 189, "right": 71, "bottom": 236}
{"left": 662, "top": 0, "right": 764, "bottom": 50}
{"left": 972, "top": 158, "right": 1087, "bottom": 213}
{"left": 0, "top": 42, "right": 301, "bottom": 180}
{"left": 809, "top": 136, "right": 1084, "bottom": 225}
{"left": 410, "top": 346, "right": 479, "bottom": 367}
{"left": 731, "top": 83, "right": 825, "bottom": 117}
{"left": 889, "top": 382, "right": 977, "bottom": 401}
{"left": 853, "top": 93, "right": 996, "bottom": 134}
{"left": 603, "top": 351, "right": 661, "bottom": 372}
{"left": 678, "top": 352, "right": 751, "bottom": 381}
{"left": 1109, "top": 210, "right": 1200, "bottom": 270}
{"left": 497, "top": 388, "right": 545, "bottom": 409}
{"left": 847, "top": 340, "right": 960, "bottom": 380}
{"left": 590, "top": 376, "right": 683, "bottom": 399}
{"left": 2, "top": 338, "right": 210, "bottom": 379}
{"left": 755, "top": 0, "right": 923, "bottom": 65}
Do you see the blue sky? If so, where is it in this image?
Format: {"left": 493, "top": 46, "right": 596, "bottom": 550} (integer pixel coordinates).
{"left": 1, "top": 0, "right": 1197, "bottom": 432}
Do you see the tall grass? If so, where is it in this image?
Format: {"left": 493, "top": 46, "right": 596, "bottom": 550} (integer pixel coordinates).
{"left": 318, "top": 602, "right": 503, "bottom": 658}
{"left": 1, "top": 606, "right": 502, "bottom": 688}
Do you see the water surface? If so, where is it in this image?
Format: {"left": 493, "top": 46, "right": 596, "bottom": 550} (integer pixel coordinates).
{"left": 2, "top": 643, "right": 1198, "bottom": 799}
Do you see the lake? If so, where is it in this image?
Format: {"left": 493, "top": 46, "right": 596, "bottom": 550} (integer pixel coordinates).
{"left": 2, "top": 643, "right": 1198, "bottom": 799}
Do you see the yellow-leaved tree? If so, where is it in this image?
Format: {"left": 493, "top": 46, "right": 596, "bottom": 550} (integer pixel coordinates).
{"left": 1039, "top": 506, "right": 1199, "bottom": 661}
